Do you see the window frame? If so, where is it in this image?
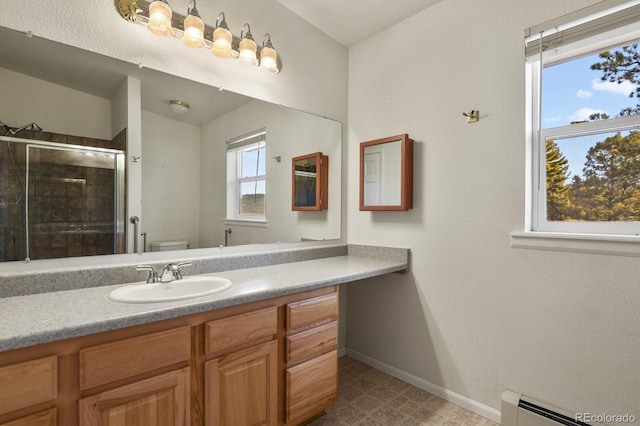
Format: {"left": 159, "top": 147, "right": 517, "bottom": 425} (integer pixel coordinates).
{"left": 525, "top": 2, "right": 640, "bottom": 238}
{"left": 225, "top": 129, "right": 268, "bottom": 227}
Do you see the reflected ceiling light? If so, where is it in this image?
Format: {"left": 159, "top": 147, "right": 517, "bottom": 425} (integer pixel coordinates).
{"left": 117, "top": 1, "right": 280, "bottom": 74}
{"left": 147, "top": 0, "right": 173, "bottom": 37}
{"left": 182, "top": 0, "right": 204, "bottom": 48}
{"left": 169, "top": 100, "right": 190, "bottom": 115}
{"left": 211, "top": 12, "right": 234, "bottom": 58}
{"left": 238, "top": 24, "right": 258, "bottom": 66}
{"left": 259, "top": 34, "right": 279, "bottom": 74}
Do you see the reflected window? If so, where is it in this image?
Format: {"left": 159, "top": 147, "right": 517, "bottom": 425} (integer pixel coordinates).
{"left": 226, "top": 129, "right": 267, "bottom": 222}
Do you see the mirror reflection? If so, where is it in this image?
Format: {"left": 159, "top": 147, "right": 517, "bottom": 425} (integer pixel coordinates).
{"left": 359, "top": 134, "right": 413, "bottom": 211}
{"left": 0, "top": 26, "right": 341, "bottom": 263}
{"left": 0, "top": 136, "right": 126, "bottom": 262}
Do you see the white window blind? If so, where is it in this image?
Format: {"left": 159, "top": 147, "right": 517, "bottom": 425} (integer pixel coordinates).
{"left": 525, "top": 0, "right": 640, "bottom": 58}
{"left": 226, "top": 128, "right": 266, "bottom": 151}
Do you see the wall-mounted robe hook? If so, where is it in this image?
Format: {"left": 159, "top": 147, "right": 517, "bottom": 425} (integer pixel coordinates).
{"left": 272, "top": 155, "right": 282, "bottom": 163}
{"left": 463, "top": 110, "right": 479, "bottom": 123}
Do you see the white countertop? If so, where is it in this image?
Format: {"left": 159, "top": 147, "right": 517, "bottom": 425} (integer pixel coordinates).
{"left": 0, "top": 253, "right": 408, "bottom": 352}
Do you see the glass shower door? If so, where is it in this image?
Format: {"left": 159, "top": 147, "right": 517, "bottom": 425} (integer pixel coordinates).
{"left": 25, "top": 144, "right": 125, "bottom": 261}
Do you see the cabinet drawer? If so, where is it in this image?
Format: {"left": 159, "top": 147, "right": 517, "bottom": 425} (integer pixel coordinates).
{"left": 286, "top": 293, "right": 337, "bottom": 332}
{"left": 205, "top": 306, "right": 277, "bottom": 355}
{"left": 0, "top": 356, "right": 57, "bottom": 415}
{"left": 79, "top": 327, "right": 190, "bottom": 390}
{"left": 286, "top": 321, "right": 337, "bottom": 366}
{"left": 286, "top": 350, "right": 337, "bottom": 425}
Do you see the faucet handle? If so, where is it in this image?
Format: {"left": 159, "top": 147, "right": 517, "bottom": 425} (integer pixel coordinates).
{"left": 177, "top": 260, "right": 192, "bottom": 268}
{"left": 136, "top": 264, "right": 159, "bottom": 283}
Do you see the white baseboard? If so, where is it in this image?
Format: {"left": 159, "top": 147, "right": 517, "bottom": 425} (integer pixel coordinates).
{"left": 345, "top": 348, "right": 501, "bottom": 424}
{"left": 337, "top": 346, "right": 347, "bottom": 357}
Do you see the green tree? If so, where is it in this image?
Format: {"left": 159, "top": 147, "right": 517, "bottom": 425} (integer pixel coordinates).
{"left": 590, "top": 43, "right": 640, "bottom": 119}
{"left": 578, "top": 131, "right": 640, "bottom": 220}
{"left": 546, "top": 139, "right": 571, "bottom": 220}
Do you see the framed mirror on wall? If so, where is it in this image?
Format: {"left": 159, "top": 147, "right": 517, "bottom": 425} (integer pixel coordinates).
{"left": 292, "top": 152, "right": 328, "bottom": 211}
{"left": 359, "top": 134, "right": 413, "bottom": 211}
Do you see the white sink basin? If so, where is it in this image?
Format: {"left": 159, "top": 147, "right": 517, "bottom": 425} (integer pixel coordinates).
{"left": 109, "top": 276, "right": 232, "bottom": 303}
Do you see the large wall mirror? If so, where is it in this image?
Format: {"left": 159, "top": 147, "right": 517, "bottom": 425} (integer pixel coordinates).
{"left": 359, "top": 134, "right": 413, "bottom": 211}
{"left": 0, "top": 25, "right": 342, "bottom": 264}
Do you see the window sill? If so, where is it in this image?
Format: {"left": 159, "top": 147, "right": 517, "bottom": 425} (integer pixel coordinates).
{"left": 223, "top": 218, "right": 269, "bottom": 228}
{"left": 511, "top": 231, "right": 640, "bottom": 257}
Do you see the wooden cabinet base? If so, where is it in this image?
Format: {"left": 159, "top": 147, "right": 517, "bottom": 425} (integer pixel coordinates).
{"left": 0, "top": 286, "right": 339, "bottom": 426}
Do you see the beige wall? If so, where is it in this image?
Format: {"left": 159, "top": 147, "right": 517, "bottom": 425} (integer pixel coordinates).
{"left": 141, "top": 111, "right": 201, "bottom": 250}
{"left": 346, "top": 0, "right": 639, "bottom": 419}
{"left": 0, "top": 67, "right": 111, "bottom": 140}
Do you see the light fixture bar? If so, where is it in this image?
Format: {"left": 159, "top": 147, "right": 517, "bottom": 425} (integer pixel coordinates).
{"left": 117, "top": 0, "right": 280, "bottom": 73}
{"left": 119, "top": 0, "right": 216, "bottom": 48}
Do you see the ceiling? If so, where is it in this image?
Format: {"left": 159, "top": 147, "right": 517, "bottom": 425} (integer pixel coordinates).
{"left": 276, "top": 0, "right": 443, "bottom": 47}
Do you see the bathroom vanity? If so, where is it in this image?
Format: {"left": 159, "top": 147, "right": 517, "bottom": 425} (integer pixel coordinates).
{"left": 0, "top": 244, "right": 409, "bottom": 426}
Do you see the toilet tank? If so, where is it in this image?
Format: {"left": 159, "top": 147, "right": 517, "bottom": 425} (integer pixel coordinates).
{"left": 149, "top": 240, "right": 189, "bottom": 252}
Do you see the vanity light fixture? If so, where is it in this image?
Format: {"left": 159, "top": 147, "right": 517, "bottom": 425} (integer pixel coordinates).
{"left": 169, "top": 100, "right": 190, "bottom": 115}
{"left": 117, "top": 0, "right": 280, "bottom": 73}
{"left": 182, "top": 0, "right": 205, "bottom": 48}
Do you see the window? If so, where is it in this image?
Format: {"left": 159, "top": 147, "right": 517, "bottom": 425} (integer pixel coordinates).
{"left": 525, "top": 1, "right": 640, "bottom": 238}
{"left": 225, "top": 129, "right": 267, "bottom": 225}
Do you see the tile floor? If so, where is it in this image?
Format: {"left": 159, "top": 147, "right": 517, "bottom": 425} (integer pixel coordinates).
{"left": 308, "top": 356, "right": 497, "bottom": 426}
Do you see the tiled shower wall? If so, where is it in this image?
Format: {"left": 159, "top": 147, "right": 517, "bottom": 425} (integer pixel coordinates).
{"left": 0, "top": 129, "right": 126, "bottom": 262}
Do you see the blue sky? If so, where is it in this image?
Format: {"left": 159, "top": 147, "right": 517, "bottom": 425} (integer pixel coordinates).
{"left": 542, "top": 49, "right": 638, "bottom": 179}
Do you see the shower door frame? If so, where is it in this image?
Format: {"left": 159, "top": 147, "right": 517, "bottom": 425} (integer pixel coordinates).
{"left": 15, "top": 138, "right": 126, "bottom": 261}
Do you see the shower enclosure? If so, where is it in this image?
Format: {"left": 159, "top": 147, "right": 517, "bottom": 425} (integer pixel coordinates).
{"left": 0, "top": 135, "right": 125, "bottom": 262}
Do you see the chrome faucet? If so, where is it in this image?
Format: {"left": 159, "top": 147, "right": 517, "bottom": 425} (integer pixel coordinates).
{"left": 136, "top": 261, "right": 192, "bottom": 283}
{"left": 160, "top": 261, "right": 193, "bottom": 282}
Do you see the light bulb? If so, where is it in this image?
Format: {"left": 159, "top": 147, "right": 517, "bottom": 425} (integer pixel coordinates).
{"left": 211, "top": 13, "right": 233, "bottom": 58}
{"left": 259, "top": 42, "right": 279, "bottom": 74}
{"left": 147, "top": 0, "right": 173, "bottom": 37}
{"left": 182, "top": 14, "right": 204, "bottom": 48}
{"left": 239, "top": 25, "right": 258, "bottom": 66}
{"left": 211, "top": 26, "right": 233, "bottom": 58}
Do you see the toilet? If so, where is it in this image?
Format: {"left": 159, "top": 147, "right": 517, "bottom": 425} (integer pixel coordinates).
{"left": 149, "top": 240, "right": 189, "bottom": 252}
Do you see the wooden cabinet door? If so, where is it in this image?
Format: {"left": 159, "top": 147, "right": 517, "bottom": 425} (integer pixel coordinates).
{"left": 78, "top": 367, "right": 189, "bottom": 426}
{"left": 205, "top": 340, "right": 277, "bottom": 426}
{"left": 0, "top": 408, "right": 57, "bottom": 426}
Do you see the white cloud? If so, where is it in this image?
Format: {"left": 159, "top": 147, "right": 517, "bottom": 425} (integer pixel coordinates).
{"left": 569, "top": 107, "right": 607, "bottom": 122}
{"left": 591, "top": 78, "right": 636, "bottom": 96}
{"left": 543, "top": 115, "right": 563, "bottom": 123}
{"left": 576, "top": 89, "right": 592, "bottom": 99}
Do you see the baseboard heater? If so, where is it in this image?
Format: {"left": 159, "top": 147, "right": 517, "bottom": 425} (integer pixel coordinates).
{"left": 501, "top": 390, "right": 590, "bottom": 426}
